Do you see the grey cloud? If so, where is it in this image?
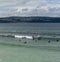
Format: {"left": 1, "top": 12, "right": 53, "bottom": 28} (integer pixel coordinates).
{"left": 0, "top": 0, "right": 60, "bottom": 17}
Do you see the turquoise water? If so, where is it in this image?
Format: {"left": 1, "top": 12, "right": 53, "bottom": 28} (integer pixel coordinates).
{"left": 0, "top": 45, "right": 60, "bottom": 62}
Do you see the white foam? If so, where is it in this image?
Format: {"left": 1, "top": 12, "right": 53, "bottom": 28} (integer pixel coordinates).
{"left": 15, "top": 35, "right": 32, "bottom": 39}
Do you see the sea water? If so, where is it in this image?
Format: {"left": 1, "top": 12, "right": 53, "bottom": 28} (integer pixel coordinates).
{"left": 0, "top": 23, "right": 60, "bottom": 33}
{"left": 0, "top": 23, "right": 60, "bottom": 47}
{"left": 0, "top": 23, "right": 59, "bottom": 30}
{"left": 0, "top": 23, "right": 60, "bottom": 62}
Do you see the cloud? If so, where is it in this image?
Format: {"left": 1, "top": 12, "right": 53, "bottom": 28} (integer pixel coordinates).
{"left": 0, "top": 0, "right": 60, "bottom": 17}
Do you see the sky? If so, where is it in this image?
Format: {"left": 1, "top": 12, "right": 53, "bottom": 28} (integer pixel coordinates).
{"left": 0, "top": 0, "right": 60, "bottom": 17}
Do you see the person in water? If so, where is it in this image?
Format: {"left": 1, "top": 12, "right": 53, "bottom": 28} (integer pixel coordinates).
{"left": 48, "top": 40, "right": 51, "bottom": 43}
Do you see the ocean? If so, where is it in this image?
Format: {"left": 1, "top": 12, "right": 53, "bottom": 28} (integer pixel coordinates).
{"left": 0, "top": 23, "right": 60, "bottom": 33}
{"left": 0, "top": 23, "right": 60, "bottom": 62}
{"left": 0, "top": 23, "right": 60, "bottom": 47}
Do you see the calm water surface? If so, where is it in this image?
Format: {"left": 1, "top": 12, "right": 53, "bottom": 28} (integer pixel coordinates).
{"left": 0, "top": 23, "right": 60, "bottom": 33}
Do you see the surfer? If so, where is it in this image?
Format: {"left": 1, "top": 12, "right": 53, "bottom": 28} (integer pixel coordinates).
{"left": 24, "top": 41, "right": 27, "bottom": 44}
{"left": 56, "top": 40, "right": 59, "bottom": 42}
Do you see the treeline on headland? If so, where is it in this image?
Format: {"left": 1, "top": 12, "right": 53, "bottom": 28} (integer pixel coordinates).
{"left": 0, "top": 16, "right": 60, "bottom": 23}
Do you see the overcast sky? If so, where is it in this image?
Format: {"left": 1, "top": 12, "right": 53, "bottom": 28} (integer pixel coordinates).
{"left": 0, "top": 0, "right": 60, "bottom": 17}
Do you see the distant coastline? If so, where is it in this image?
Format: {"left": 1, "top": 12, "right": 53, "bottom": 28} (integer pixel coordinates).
{"left": 0, "top": 16, "right": 60, "bottom": 23}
